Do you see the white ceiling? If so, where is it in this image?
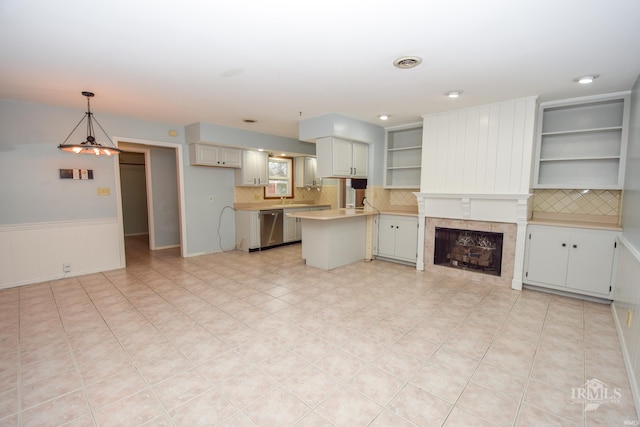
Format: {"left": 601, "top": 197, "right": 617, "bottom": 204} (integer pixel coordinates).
{"left": 2, "top": 0, "right": 640, "bottom": 139}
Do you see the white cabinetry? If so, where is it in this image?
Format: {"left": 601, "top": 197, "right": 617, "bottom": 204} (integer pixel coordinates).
{"left": 295, "top": 157, "right": 321, "bottom": 188}
{"left": 235, "top": 150, "right": 268, "bottom": 186}
{"left": 523, "top": 224, "right": 619, "bottom": 298}
{"left": 284, "top": 206, "right": 330, "bottom": 243}
{"left": 283, "top": 207, "right": 308, "bottom": 243}
{"left": 374, "top": 215, "right": 418, "bottom": 264}
{"left": 235, "top": 210, "right": 260, "bottom": 252}
{"left": 316, "top": 137, "right": 368, "bottom": 178}
{"left": 189, "top": 143, "right": 242, "bottom": 168}
{"left": 384, "top": 123, "right": 422, "bottom": 189}
{"left": 533, "top": 92, "right": 630, "bottom": 189}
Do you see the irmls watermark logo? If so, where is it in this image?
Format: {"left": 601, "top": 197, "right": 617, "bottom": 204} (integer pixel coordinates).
{"left": 571, "top": 378, "right": 622, "bottom": 412}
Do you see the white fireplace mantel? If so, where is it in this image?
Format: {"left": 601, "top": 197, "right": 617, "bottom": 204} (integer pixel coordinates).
{"left": 413, "top": 192, "right": 532, "bottom": 290}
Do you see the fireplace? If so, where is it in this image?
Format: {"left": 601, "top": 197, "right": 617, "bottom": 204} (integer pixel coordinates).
{"left": 434, "top": 227, "right": 503, "bottom": 276}
{"left": 414, "top": 193, "right": 531, "bottom": 290}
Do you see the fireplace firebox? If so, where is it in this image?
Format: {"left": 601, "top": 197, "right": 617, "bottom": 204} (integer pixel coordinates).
{"left": 434, "top": 227, "right": 504, "bottom": 277}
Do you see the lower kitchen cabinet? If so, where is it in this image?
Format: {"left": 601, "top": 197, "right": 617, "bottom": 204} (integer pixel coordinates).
{"left": 283, "top": 207, "right": 308, "bottom": 243}
{"left": 374, "top": 214, "right": 418, "bottom": 264}
{"left": 235, "top": 210, "right": 260, "bottom": 252}
{"left": 523, "top": 224, "right": 619, "bottom": 299}
{"left": 283, "top": 206, "right": 330, "bottom": 243}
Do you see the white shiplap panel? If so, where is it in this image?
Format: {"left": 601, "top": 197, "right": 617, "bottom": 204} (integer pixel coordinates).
{"left": 494, "top": 102, "right": 516, "bottom": 193}
{"left": 0, "top": 219, "right": 123, "bottom": 289}
{"left": 435, "top": 114, "right": 451, "bottom": 192}
{"left": 421, "top": 116, "right": 439, "bottom": 192}
{"left": 520, "top": 98, "right": 538, "bottom": 192}
{"left": 474, "top": 105, "right": 491, "bottom": 192}
{"left": 508, "top": 99, "right": 527, "bottom": 193}
{"left": 37, "top": 227, "right": 73, "bottom": 277}
{"left": 451, "top": 111, "right": 466, "bottom": 194}
{"left": 484, "top": 104, "right": 502, "bottom": 193}
{"left": 0, "top": 233, "right": 14, "bottom": 285}
{"left": 421, "top": 97, "right": 537, "bottom": 195}
{"left": 11, "top": 230, "right": 41, "bottom": 284}
{"left": 462, "top": 107, "right": 480, "bottom": 193}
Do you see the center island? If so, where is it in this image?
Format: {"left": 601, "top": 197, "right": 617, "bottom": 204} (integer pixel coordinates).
{"left": 285, "top": 208, "right": 378, "bottom": 270}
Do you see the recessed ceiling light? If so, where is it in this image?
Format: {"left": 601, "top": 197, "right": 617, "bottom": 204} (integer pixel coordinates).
{"left": 393, "top": 56, "right": 422, "bottom": 69}
{"left": 575, "top": 75, "right": 599, "bottom": 84}
{"left": 379, "top": 115, "right": 389, "bottom": 121}
{"left": 446, "top": 91, "right": 463, "bottom": 98}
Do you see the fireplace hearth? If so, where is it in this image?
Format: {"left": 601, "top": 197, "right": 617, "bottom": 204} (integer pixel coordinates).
{"left": 434, "top": 227, "right": 503, "bottom": 276}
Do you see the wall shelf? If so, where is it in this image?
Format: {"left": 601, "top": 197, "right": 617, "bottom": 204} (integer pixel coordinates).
{"left": 533, "top": 92, "right": 630, "bottom": 190}
{"left": 384, "top": 123, "right": 423, "bottom": 189}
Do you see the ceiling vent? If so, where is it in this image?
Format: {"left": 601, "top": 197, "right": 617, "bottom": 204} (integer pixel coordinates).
{"left": 393, "top": 56, "right": 423, "bottom": 69}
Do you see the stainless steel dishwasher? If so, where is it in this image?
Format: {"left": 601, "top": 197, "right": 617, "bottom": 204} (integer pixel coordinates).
{"left": 260, "top": 209, "right": 284, "bottom": 248}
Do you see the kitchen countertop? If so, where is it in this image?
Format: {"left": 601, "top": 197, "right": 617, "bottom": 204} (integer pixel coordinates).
{"left": 234, "top": 203, "right": 330, "bottom": 211}
{"left": 528, "top": 218, "right": 622, "bottom": 231}
{"left": 378, "top": 209, "right": 418, "bottom": 217}
{"left": 528, "top": 212, "right": 622, "bottom": 231}
{"left": 286, "top": 208, "right": 378, "bottom": 221}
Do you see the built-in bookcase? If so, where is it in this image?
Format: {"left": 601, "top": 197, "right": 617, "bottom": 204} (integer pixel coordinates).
{"left": 534, "top": 92, "right": 630, "bottom": 189}
{"left": 384, "top": 123, "right": 422, "bottom": 189}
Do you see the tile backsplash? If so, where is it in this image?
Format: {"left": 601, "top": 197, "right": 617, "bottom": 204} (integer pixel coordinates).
{"left": 532, "top": 189, "right": 621, "bottom": 217}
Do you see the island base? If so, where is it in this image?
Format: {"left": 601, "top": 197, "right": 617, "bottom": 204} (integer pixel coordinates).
{"left": 301, "top": 216, "right": 366, "bottom": 270}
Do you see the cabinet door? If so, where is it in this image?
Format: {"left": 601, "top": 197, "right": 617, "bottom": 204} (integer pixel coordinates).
{"left": 332, "top": 139, "right": 353, "bottom": 176}
{"left": 236, "top": 150, "right": 268, "bottom": 186}
{"left": 377, "top": 216, "right": 397, "bottom": 258}
{"left": 304, "top": 157, "right": 319, "bottom": 186}
{"left": 255, "top": 150, "right": 268, "bottom": 185}
{"left": 393, "top": 217, "right": 418, "bottom": 262}
{"left": 352, "top": 142, "right": 369, "bottom": 178}
{"left": 566, "top": 232, "right": 615, "bottom": 295}
{"left": 249, "top": 211, "right": 261, "bottom": 248}
{"left": 526, "top": 230, "right": 571, "bottom": 286}
{"left": 220, "top": 147, "right": 242, "bottom": 168}
{"left": 283, "top": 216, "right": 298, "bottom": 242}
{"left": 190, "top": 144, "right": 220, "bottom": 166}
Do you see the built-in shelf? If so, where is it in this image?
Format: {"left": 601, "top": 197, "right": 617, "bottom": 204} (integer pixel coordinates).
{"left": 384, "top": 123, "right": 423, "bottom": 189}
{"left": 533, "top": 92, "right": 630, "bottom": 190}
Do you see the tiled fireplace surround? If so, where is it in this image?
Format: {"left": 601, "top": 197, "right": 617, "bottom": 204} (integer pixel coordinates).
{"left": 415, "top": 193, "right": 530, "bottom": 290}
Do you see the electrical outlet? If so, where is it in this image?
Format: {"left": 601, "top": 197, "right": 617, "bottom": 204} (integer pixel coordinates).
{"left": 63, "top": 263, "right": 71, "bottom": 273}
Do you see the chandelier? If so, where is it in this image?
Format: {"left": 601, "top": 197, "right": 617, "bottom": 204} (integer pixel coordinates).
{"left": 58, "top": 91, "right": 122, "bottom": 156}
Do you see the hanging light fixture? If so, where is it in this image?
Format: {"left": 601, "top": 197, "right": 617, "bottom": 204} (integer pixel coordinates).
{"left": 58, "top": 91, "right": 122, "bottom": 156}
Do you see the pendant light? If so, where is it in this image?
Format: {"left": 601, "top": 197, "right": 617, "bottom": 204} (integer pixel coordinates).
{"left": 58, "top": 91, "right": 122, "bottom": 156}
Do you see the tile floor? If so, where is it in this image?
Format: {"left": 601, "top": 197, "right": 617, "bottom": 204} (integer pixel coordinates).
{"left": 0, "top": 236, "right": 638, "bottom": 426}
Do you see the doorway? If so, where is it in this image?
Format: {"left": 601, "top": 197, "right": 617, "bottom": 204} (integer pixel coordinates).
{"left": 115, "top": 138, "right": 186, "bottom": 264}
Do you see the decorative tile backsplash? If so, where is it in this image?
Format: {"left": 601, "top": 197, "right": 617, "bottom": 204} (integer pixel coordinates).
{"left": 389, "top": 190, "right": 418, "bottom": 207}
{"left": 234, "top": 186, "right": 323, "bottom": 205}
{"left": 532, "top": 189, "right": 621, "bottom": 217}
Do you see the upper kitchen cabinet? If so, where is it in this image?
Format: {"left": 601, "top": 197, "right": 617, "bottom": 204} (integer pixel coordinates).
{"left": 533, "top": 92, "right": 630, "bottom": 189}
{"left": 384, "top": 123, "right": 422, "bottom": 189}
{"left": 189, "top": 143, "right": 242, "bottom": 168}
{"left": 316, "top": 137, "right": 368, "bottom": 178}
{"left": 235, "top": 149, "right": 268, "bottom": 186}
{"left": 295, "top": 157, "right": 321, "bottom": 188}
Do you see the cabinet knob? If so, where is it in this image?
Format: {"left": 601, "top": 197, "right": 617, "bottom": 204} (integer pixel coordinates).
{"left": 573, "top": 244, "right": 578, "bottom": 249}
{"left": 562, "top": 243, "right": 567, "bottom": 247}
